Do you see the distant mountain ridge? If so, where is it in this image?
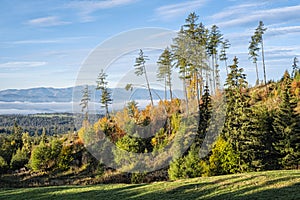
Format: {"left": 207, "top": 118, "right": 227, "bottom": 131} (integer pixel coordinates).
{"left": 0, "top": 86, "right": 183, "bottom": 103}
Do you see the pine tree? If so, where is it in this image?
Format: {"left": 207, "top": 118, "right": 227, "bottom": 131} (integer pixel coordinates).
{"left": 222, "top": 57, "right": 253, "bottom": 172}
{"left": 96, "top": 70, "right": 112, "bottom": 118}
{"left": 157, "top": 47, "right": 173, "bottom": 100}
{"left": 292, "top": 57, "right": 299, "bottom": 78}
{"left": 249, "top": 36, "right": 260, "bottom": 85}
{"left": 196, "top": 22, "right": 209, "bottom": 98}
{"left": 251, "top": 105, "right": 279, "bottom": 170}
{"left": 273, "top": 71, "right": 299, "bottom": 169}
{"left": 207, "top": 25, "right": 223, "bottom": 92}
{"left": 219, "top": 39, "right": 230, "bottom": 75}
{"left": 172, "top": 27, "right": 190, "bottom": 112}
{"left": 134, "top": 49, "right": 153, "bottom": 106}
{"left": 253, "top": 21, "right": 267, "bottom": 85}
{"left": 196, "top": 84, "right": 212, "bottom": 146}
{"left": 80, "top": 85, "right": 91, "bottom": 121}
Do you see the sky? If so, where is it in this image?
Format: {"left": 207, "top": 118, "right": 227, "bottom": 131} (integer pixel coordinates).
{"left": 0, "top": 0, "right": 300, "bottom": 90}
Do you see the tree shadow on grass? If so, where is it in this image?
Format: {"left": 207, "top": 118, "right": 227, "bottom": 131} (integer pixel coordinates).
{"left": 0, "top": 173, "right": 299, "bottom": 200}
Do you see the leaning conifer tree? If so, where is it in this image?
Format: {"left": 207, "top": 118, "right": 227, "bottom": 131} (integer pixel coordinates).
{"left": 96, "top": 69, "right": 112, "bottom": 118}
{"left": 134, "top": 49, "right": 153, "bottom": 106}
{"left": 253, "top": 21, "right": 267, "bottom": 85}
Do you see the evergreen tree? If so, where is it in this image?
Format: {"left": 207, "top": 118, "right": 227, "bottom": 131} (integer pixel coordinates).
{"left": 249, "top": 36, "right": 260, "bottom": 85}
{"left": 219, "top": 39, "right": 231, "bottom": 75}
{"left": 80, "top": 85, "right": 91, "bottom": 121}
{"left": 292, "top": 57, "right": 299, "bottom": 78}
{"left": 273, "top": 71, "right": 299, "bottom": 169}
{"left": 251, "top": 105, "right": 279, "bottom": 170}
{"left": 96, "top": 70, "right": 112, "bottom": 118}
{"left": 195, "top": 22, "right": 209, "bottom": 98}
{"left": 253, "top": 21, "right": 267, "bottom": 85}
{"left": 157, "top": 47, "right": 173, "bottom": 100}
{"left": 196, "top": 85, "right": 212, "bottom": 146}
{"left": 134, "top": 49, "right": 153, "bottom": 106}
{"left": 172, "top": 27, "right": 190, "bottom": 112}
{"left": 222, "top": 57, "right": 253, "bottom": 172}
{"left": 207, "top": 25, "right": 223, "bottom": 91}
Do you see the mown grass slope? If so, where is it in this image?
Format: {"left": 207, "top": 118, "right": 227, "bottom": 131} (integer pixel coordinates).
{"left": 0, "top": 170, "right": 299, "bottom": 200}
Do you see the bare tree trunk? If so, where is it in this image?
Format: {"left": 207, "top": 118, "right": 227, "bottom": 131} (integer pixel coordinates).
{"left": 261, "top": 40, "right": 267, "bottom": 85}
{"left": 168, "top": 73, "right": 173, "bottom": 100}
{"left": 255, "top": 62, "right": 259, "bottom": 85}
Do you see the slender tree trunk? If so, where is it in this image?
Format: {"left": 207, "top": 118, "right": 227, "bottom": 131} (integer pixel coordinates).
{"left": 225, "top": 59, "right": 228, "bottom": 75}
{"left": 164, "top": 76, "right": 167, "bottom": 100}
{"left": 211, "top": 55, "right": 215, "bottom": 93}
{"left": 143, "top": 65, "right": 154, "bottom": 106}
{"left": 261, "top": 40, "right": 267, "bottom": 85}
{"left": 183, "top": 69, "right": 189, "bottom": 114}
{"left": 255, "top": 62, "right": 259, "bottom": 85}
{"left": 199, "top": 68, "right": 203, "bottom": 99}
{"left": 261, "top": 39, "right": 268, "bottom": 94}
{"left": 215, "top": 56, "right": 220, "bottom": 90}
{"left": 105, "top": 103, "right": 109, "bottom": 119}
{"left": 168, "top": 73, "right": 173, "bottom": 100}
{"left": 196, "top": 71, "right": 201, "bottom": 111}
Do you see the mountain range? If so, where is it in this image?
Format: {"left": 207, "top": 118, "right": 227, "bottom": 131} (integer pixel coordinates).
{"left": 0, "top": 86, "right": 183, "bottom": 114}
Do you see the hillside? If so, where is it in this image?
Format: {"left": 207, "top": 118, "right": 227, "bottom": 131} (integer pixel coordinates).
{"left": 0, "top": 170, "right": 299, "bottom": 200}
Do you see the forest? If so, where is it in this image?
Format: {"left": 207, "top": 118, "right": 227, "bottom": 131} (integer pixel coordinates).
{"left": 0, "top": 12, "right": 299, "bottom": 186}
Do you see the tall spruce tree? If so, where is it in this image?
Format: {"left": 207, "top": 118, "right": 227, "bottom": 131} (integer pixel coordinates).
{"left": 292, "top": 57, "right": 299, "bottom": 78}
{"left": 196, "top": 84, "right": 212, "bottom": 147}
{"left": 222, "top": 57, "right": 254, "bottom": 172}
{"left": 96, "top": 70, "right": 112, "bottom": 118}
{"left": 273, "top": 71, "right": 299, "bottom": 169}
{"left": 219, "top": 39, "right": 230, "bottom": 75}
{"left": 249, "top": 36, "right": 260, "bottom": 85}
{"left": 172, "top": 27, "right": 190, "bottom": 112}
{"left": 253, "top": 21, "right": 267, "bottom": 85}
{"left": 80, "top": 85, "right": 91, "bottom": 121}
{"left": 157, "top": 47, "right": 173, "bottom": 100}
{"left": 134, "top": 49, "right": 153, "bottom": 106}
{"left": 207, "top": 25, "right": 223, "bottom": 92}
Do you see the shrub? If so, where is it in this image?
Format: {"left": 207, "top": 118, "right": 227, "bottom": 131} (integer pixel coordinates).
{"left": 57, "top": 145, "right": 73, "bottom": 170}
{"left": 29, "top": 142, "right": 52, "bottom": 171}
{"left": 10, "top": 148, "right": 29, "bottom": 170}
{"left": 0, "top": 156, "right": 8, "bottom": 174}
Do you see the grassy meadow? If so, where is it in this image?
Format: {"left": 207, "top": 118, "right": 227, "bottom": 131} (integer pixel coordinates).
{"left": 0, "top": 170, "right": 299, "bottom": 200}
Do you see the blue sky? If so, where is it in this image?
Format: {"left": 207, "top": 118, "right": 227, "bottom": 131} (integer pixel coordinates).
{"left": 0, "top": 0, "right": 300, "bottom": 90}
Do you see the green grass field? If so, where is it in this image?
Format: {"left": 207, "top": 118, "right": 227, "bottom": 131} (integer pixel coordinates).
{"left": 0, "top": 170, "right": 299, "bottom": 200}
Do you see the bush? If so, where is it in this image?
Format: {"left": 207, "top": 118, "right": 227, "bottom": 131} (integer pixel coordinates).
{"left": 57, "top": 145, "right": 73, "bottom": 170}
{"left": 168, "top": 146, "right": 204, "bottom": 180}
{"left": 131, "top": 172, "right": 146, "bottom": 184}
{"left": 0, "top": 156, "right": 8, "bottom": 174}
{"left": 29, "top": 142, "right": 52, "bottom": 171}
{"left": 10, "top": 148, "right": 29, "bottom": 170}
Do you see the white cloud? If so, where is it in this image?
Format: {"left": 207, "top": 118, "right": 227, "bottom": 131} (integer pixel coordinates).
{"left": 66, "top": 0, "right": 138, "bottom": 22}
{"left": 267, "top": 26, "right": 300, "bottom": 36}
{"left": 210, "top": 3, "right": 300, "bottom": 28}
{"left": 153, "top": 0, "right": 207, "bottom": 21}
{"left": 27, "top": 16, "right": 70, "bottom": 27}
{"left": 210, "top": 2, "right": 267, "bottom": 21}
{"left": 10, "top": 36, "right": 92, "bottom": 45}
{"left": 0, "top": 61, "right": 47, "bottom": 70}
